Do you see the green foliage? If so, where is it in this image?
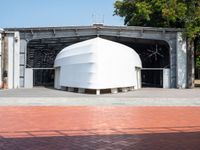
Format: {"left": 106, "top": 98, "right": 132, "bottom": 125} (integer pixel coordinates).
{"left": 114, "top": 0, "right": 200, "bottom": 39}
{"left": 196, "top": 56, "right": 200, "bottom": 68}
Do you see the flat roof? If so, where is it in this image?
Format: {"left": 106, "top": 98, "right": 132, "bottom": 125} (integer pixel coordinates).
{"left": 4, "top": 24, "right": 183, "bottom": 32}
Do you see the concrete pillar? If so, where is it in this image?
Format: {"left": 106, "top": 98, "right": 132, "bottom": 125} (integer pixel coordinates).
{"left": 135, "top": 68, "right": 141, "bottom": 89}
{"left": 78, "top": 88, "right": 85, "bottom": 93}
{"left": 168, "top": 40, "right": 177, "bottom": 88}
{"left": 111, "top": 88, "right": 118, "bottom": 94}
{"left": 24, "top": 68, "right": 33, "bottom": 88}
{"left": 68, "top": 87, "right": 74, "bottom": 92}
{"left": 176, "top": 32, "right": 187, "bottom": 88}
{"left": 187, "top": 40, "right": 195, "bottom": 88}
{"left": 20, "top": 39, "right": 28, "bottom": 88}
{"left": 163, "top": 68, "right": 170, "bottom": 88}
{"left": 122, "top": 88, "right": 128, "bottom": 92}
{"left": 61, "top": 86, "right": 66, "bottom": 90}
{"left": 54, "top": 67, "right": 61, "bottom": 89}
{"left": 2, "top": 34, "right": 7, "bottom": 89}
{"left": 7, "top": 34, "right": 14, "bottom": 89}
{"left": 13, "top": 32, "right": 20, "bottom": 88}
{"left": 96, "top": 89, "right": 100, "bottom": 95}
{"left": 2, "top": 32, "right": 20, "bottom": 89}
{"left": 129, "top": 86, "right": 134, "bottom": 91}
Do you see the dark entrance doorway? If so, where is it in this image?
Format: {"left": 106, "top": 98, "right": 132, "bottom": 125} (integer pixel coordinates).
{"left": 112, "top": 38, "right": 170, "bottom": 88}
{"left": 141, "top": 69, "right": 163, "bottom": 88}
{"left": 27, "top": 36, "right": 170, "bottom": 88}
{"left": 33, "top": 69, "right": 54, "bottom": 86}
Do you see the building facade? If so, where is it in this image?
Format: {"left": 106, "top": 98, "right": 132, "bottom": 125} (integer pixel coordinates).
{"left": 0, "top": 25, "right": 193, "bottom": 89}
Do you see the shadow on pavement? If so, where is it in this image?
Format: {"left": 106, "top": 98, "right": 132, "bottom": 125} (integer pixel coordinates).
{"left": 0, "top": 128, "right": 200, "bottom": 150}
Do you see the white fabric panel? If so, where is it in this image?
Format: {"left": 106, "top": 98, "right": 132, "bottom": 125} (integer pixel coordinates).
{"left": 54, "top": 37, "right": 142, "bottom": 89}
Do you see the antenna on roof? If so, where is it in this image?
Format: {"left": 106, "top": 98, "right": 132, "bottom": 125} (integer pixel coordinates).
{"left": 102, "top": 15, "right": 104, "bottom": 24}
{"left": 92, "top": 13, "right": 95, "bottom": 24}
{"left": 92, "top": 13, "right": 104, "bottom": 25}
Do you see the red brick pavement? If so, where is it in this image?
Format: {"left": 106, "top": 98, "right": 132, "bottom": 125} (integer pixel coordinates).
{"left": 0, "top": 107, "right": 200, "bottom": 150}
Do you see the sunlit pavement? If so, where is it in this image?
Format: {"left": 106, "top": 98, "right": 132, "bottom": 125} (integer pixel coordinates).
{"left": 1, "top": 87, "right": 200, "bottom": 106}
{"left": 0, "top": 106, "right": 200, "bottom": 150}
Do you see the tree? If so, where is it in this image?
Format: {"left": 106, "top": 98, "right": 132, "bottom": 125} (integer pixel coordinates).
{"left": 114, "top": 0, "right": 200, "bottom": 81}
{"left": 114, "top": 0, "right": 200, "bottom": 39}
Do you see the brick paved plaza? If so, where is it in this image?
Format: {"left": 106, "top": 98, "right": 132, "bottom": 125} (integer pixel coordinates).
{"left": 0, "top": 106, "right": 200, "bottom": 150}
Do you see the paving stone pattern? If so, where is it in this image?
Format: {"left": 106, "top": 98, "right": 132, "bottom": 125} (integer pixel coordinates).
{"left": 0, "top": 107, "right": 200, "bottom": 150}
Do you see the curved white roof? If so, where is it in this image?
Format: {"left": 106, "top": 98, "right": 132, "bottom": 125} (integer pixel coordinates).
{"left": 54, "top": 37, "right": 142, "bottom": 89}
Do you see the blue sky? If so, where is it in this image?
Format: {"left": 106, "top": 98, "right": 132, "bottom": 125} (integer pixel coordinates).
{"left": 0, "top": 0, "right": 124, "bottom": 28}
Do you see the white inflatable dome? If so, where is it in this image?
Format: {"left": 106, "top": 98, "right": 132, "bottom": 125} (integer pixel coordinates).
{"left": 54, "top": 37, "right": 142, "bottom": 93}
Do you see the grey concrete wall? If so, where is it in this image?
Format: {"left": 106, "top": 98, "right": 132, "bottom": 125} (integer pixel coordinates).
{"left": 187, "top": 40, "right": 195, "bottom": 88}
{"left": 167, "top": 39, "right": 176, "bottom": 88}
{"left": 176, "top": 32, "right": 187, "bottom": 88}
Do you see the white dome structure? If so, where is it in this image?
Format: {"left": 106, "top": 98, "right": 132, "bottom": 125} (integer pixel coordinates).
{"left": 54, "top": 37, "right": 142, "bottom": 94}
